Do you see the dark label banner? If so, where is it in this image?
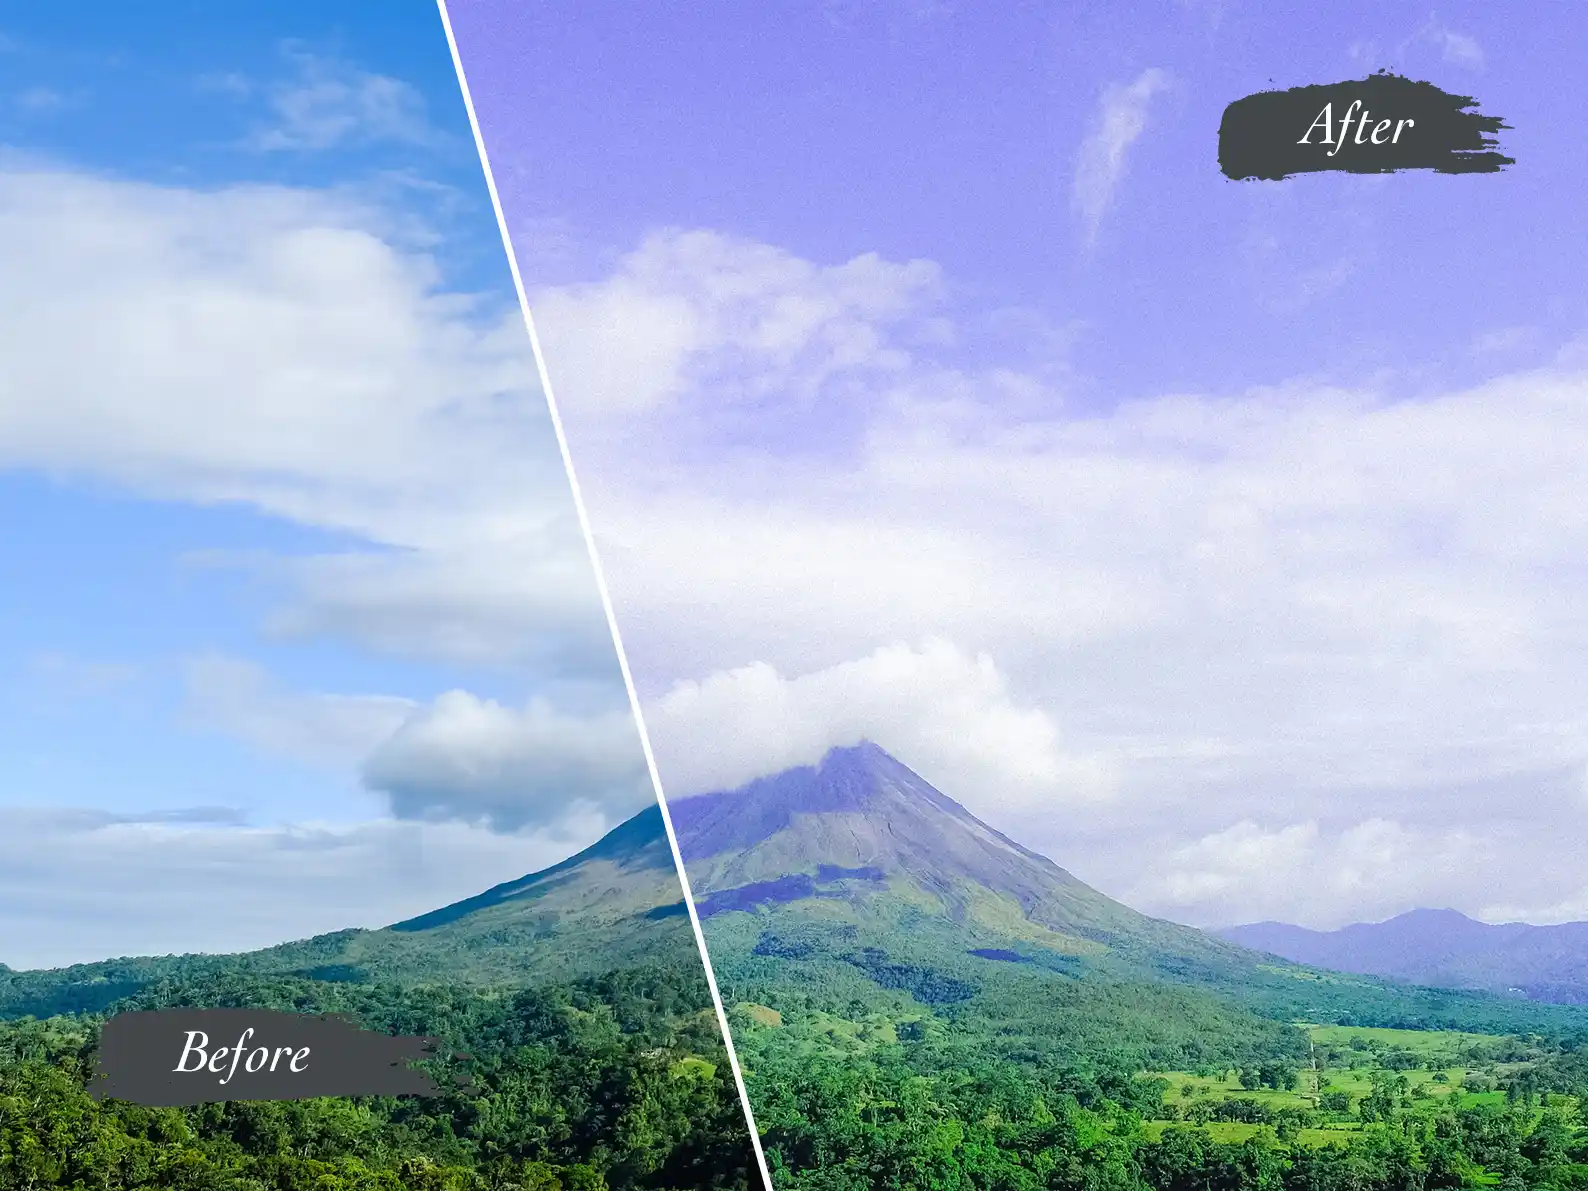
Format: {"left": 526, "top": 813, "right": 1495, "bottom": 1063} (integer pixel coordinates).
{"left": 90, "top": 1008, "right": 460, "bottom": 1106}
{"left": 1219, "top": 72, "right": 1512, "bottom": 181}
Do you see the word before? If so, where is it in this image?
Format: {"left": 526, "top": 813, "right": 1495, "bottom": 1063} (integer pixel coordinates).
{"left": 173, "top": 1028, "right": 310, "bottom": 1086}
{"left": 1298, "top": 100, "right": 1414, "bottom": 156}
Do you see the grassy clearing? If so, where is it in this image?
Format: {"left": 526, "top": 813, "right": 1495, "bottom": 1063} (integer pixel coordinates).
{"left": 1142, "top": 1121, "right": 1363, "bottom": 1146}
{"left": 1142, "top": 1023, "right": 1575, "bottom": 1148}
{"left": 1305, "top": 1024, "right": 1498, "bottom": 1051}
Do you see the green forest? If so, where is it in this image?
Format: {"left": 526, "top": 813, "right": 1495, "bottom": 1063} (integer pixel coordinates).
{"left": 709, "top": 921, "right": 1588, "bottom": 1190}
{"left": 0, "top": 964, "right": 756, "bottom": 1191}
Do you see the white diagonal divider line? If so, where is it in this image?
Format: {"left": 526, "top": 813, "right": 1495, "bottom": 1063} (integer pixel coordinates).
{"left": 431, "top": 5, "right": 775, "bottom": 1189}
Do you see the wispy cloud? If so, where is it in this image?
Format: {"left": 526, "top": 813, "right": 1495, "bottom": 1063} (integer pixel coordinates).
{"left": 1413, "top": 17, "right": 1485, "bottom": 70}
{"left": 246, "top": 46, "right": 446, "bottom": 153}
{"left": 181, "top": 654, "right": 415, "bottom": 769}
{"left": 1360, "top": 18, "right": 1486, "bottom": 73}
{"left": 13, "top": 85, "right": 81, "bottom": 114}
{"left": 1072, "top": 68, "right": 1170, "bottom": 245}
{"left": 196, "top": 71, "right": 252, "bottom": 99}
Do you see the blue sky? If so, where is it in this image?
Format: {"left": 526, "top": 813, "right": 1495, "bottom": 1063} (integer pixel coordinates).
{"left": 451, "top": 0, "right": 1588, "bottom": 931}
{"left": 0, "top": 3, "right": 651, "bottom": 967}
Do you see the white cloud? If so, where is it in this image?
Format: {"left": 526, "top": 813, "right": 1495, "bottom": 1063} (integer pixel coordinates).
{"left": 0, "top": 808, "right": 603, "bottom": 970}
{"left": 249, "top": 537, "right": 610, "bottom": 673}
{"left": 1126, "top": 818, "right": 1489, "bottom": 930}
{"left": 647, "top": 638, "right": 1116, "bottom": 805}
{"left": 1072, "top": 68, "right": 1170, "bottom": 244}
{"left": 1121, "top": 815, "right": 1588, "bottom": 932}
{"left": 176, "top": 657, "right": 650, "bottom": 832}
{"left": 0, "top": 162, "right": 613, "bottom": 678}
{"left": 247, "top": 48, "right": 446, "bottom": 152}
{"left": 362, "top": 691, "right": 653, "bottom": 830}
{"left": 529, "top": 228, "right": 941, "bottom": 434}
{"left": 0, "top": 131, "right": 648, "bottom": 959}
{"left": 525, "top": 227, "right": 1588, "bottom": 926}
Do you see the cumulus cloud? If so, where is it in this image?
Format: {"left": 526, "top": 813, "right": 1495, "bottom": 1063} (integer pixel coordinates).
{"left": 0, "top": 167, "right": 531, "bottom": 503}
{"left": 525, "top": 226, "right": 1588, "bottom": 927}
{"left": 0, "top": 808, "right": 601, "bottom": 970}
{"left": 1072, "top": 68, "right": 1170, "bottom": 244}
{"left": 176, "top": 658, "right": 650, "bottom": 832}
{"left": 647, "top": 638, "right": 1115, "bottom": 808}
{"left": 529, "top": 228, "right": 941, "bottom": 446}
{"left": 362, "top": 691, "right": 653, "bottom": 830}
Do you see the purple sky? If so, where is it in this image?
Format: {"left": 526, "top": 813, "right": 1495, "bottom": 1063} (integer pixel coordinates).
{"left": 451, "top": 0, "right": 1581, "bottom": 410}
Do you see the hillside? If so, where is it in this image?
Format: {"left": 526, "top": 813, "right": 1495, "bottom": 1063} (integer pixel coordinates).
{"left": 0, "top": 805, "right": 696, "bottom": 1020}
{"left": 664, "top": 742, "right": 1588, "bottom": 1191}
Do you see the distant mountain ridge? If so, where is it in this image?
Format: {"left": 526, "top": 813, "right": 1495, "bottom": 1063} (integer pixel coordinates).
{"left": 0, "top": 804, "right": 693, "bottom": 1020}
{"left": 1220, "top": 909, "right": 1588, "bottom": 1005}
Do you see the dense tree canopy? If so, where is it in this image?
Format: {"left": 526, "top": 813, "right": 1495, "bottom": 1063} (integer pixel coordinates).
{"left": 0, "top": 965, "right": 756, "bottom": 1191}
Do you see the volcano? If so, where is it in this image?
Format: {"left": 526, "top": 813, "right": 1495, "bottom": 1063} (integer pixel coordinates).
{"left": 669, "top": 742, "right": 1268, "bottom": 985}
{"left": 666, "top": 743, "right": 1588, "bottom": 1033}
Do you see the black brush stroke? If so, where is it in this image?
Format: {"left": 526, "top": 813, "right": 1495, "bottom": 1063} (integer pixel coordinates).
{"left": 1219, "top": 72, "right": 1512, "bottom": 181}
{"left": 90, "top": 1008, "right": 471, "bottom": 1107}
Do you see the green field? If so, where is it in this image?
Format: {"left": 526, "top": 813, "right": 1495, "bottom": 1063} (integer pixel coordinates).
{"left": 1140, "top": 1024, "right": 1578, "bottom": 1157}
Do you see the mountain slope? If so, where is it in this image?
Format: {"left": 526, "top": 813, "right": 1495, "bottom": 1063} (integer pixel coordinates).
{"left": 0, "top": 805, "right": 694, "bottom": 1020}
{"left": 670, "top": 743, "right": 1588, "bottom": 1034}
{"left": 1221, "top": 909, "right": 1588, "bottom": 1004}
{"left": 673, "top": 741, "right": 1257, "bottom": 979}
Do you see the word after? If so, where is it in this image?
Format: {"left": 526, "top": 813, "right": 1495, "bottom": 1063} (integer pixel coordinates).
{"left": 1297, "top": 101, "right": 1415, "bottom": 155}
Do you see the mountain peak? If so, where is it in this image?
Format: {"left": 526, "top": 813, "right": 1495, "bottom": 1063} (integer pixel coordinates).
{"left": 1384, "top": 907, "right": 1481, "bottom": 926}
{"left": 670, "top": 741, "right": 1011, "bottom": 864}
{"left": 667, "top": 743, "right": 1272, "bottom": 986}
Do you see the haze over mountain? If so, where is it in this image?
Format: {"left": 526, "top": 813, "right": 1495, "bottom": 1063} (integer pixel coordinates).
{"left": 0, "top": 806, "right": 694, "bottom": 1020}
{"left": 1221, "top": 909, "right": 1588, "bottom": 1005}
{"left": 668, "top": 742, "right": 1588, "bottom": 1032}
